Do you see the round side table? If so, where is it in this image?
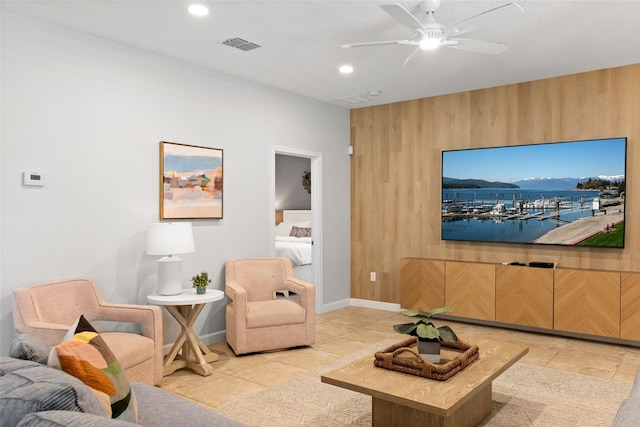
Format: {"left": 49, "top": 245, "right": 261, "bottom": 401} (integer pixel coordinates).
{"left": 148, "top": 288, "right": 224, "bottom": 377}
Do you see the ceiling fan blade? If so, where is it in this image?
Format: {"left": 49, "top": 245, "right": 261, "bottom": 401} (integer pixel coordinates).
{"left": 402, "top": 47, "right": 423, "bottom": 69}
{"left": 339, "top": 40, "right": 417, "bottom": 48}
{"left": 446, "top": 38, "right": 510, "bottom": 55}
{"left": 381, "top": 4, "right": 424, "bottom": 30}
{"left": 443, "top": 2, "right": 524, "bottom": 38}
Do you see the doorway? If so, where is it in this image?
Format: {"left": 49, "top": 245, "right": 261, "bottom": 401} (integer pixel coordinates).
{"left": 271, "top": 146, "right": 323, "bottom": 314}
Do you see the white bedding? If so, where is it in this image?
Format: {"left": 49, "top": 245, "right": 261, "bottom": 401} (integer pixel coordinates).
{"left": 275, "top": 236, "right": 312, "bottom": 267}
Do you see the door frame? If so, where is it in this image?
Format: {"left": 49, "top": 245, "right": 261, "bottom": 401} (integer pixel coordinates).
{"left": 270, "top": 146, "right": 323, "bottom": 314}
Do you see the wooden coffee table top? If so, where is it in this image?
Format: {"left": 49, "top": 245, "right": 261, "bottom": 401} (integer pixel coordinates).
{"left": 321, "top": 338, "right": 528, "bottom": 418}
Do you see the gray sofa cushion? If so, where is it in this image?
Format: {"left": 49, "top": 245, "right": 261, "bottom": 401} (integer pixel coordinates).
{"left": 17, "top": 411, "right": 138, "bottom": 427}
{"left": 0, "top": 357, "right": 105, "bottom": 427}
{"left": 9, "top": 332, "right": 52, "bottom": 364}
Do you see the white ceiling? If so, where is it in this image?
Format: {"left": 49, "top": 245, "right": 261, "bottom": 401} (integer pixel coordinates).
{"left": 2, "top": 0, "right": 639, "bottom": 109}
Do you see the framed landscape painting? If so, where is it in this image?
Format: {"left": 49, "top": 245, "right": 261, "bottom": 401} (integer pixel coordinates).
{"left": 160, "top": 141, "right": 223, "bottom": 219}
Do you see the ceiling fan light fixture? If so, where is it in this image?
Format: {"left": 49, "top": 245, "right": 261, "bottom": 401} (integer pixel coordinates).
{"left": 187, "top": 4, "right": 209, "bottom": 17}
{"left": 419, "top": 38, "right": 440, "bottom": 50}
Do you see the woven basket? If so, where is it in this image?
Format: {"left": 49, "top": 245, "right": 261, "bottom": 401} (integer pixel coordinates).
{"left": 374, "top": 336, "right": 479, "bottom": 381}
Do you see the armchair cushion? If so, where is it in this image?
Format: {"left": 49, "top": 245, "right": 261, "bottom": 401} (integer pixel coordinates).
{"left": 246, "top": 299, "right": 306, "bottom": 328}
{"left": 48, "top": 315, "right": 137, "bottom": 423}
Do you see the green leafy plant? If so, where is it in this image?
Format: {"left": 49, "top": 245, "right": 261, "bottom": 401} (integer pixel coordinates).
{"left": 393, "top": 306, "right": 459, "bottom": 342}
{"left": 191, "top": 272, "right": 211, "bottom": 289}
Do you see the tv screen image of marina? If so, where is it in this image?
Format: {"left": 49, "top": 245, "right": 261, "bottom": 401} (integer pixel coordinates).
{"left": 441, "top": 137, "right": 626, "bottom": 248}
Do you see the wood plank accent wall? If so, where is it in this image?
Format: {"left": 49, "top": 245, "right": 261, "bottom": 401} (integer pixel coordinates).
{"left": 350, "top": 64, "right": 640, "bottom": 303}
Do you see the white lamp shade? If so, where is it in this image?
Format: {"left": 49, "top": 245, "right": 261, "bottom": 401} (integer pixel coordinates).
{"left": 146, "top": 222, "right": 195, "bottom": 256}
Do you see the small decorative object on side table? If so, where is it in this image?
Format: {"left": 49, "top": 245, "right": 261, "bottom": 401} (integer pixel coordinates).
{"left": 191, "top": 271, "right": 211, "bottom": 294}
{"left": 147, "top": 288, "right": 224, "bottom": 376}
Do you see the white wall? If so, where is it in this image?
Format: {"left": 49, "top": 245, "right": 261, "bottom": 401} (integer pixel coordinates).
{"left": 0, "top": 12, "right": 351, "bottom": 355}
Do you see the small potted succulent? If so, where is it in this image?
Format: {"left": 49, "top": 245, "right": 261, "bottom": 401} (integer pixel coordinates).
{"left": 393, "top": 306, "right": 459, "bottom": 362}
{"left": 191, "top": 272, "right": 211, "bottom": 294}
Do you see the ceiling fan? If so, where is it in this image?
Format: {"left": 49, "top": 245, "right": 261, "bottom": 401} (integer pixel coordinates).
{"left": 340, "top": 0, "right": 524, "bottom": 67}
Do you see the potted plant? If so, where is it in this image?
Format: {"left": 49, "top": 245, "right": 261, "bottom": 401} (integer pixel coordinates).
{"left": 393, "top": 306, "right": 459, "bottom": 363}
{"left": 191, "top": 272, "right": 211, "bottom": 294}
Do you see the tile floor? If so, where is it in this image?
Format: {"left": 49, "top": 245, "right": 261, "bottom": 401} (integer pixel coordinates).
{"left": 158, "top": 306, "right": 640, "bottom": 409}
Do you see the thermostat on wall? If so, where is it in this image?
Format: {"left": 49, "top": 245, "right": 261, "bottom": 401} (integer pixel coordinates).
{"left": 22, "top": 171, "right": 45, "bottom": 187}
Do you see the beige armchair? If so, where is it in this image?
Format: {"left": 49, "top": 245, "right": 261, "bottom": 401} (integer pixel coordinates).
{"left": 12, "top": 278, "right": 163, "bottom": 385}
{"left": 225, "top": 258, "right": 315, "bottom": 355}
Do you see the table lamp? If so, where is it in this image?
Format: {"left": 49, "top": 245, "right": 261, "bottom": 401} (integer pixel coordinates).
{"left": 147, "top": 222, "right": 195, "bottom": 295}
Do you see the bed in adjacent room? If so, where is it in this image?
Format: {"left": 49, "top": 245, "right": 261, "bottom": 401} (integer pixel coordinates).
{"left": 275, "top": 210, "right": 314, "bottom": 284}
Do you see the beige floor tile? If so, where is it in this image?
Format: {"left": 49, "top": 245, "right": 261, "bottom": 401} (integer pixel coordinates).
{"left": 546, "top": 348, "right": 623, "bottom": 379}
{"left": 315, "top": 322, "right": 354, "bottom": 338}
{"left": 623, "top": 347, "right": 640, "bottom": 362}
{"left": 273, "top": 346, "right": 343, "bottom": 369}
{"left": 321, "top": 318, "right": 373, "bottom": 331}
{"left": 311, "top": 336, "right": 372, "bottom": 356}
{"left": 171, "top": 374, "right": 266, "bottom": 408}
{"left": 519, "top": 345, "right": 561, "bottom": 367}
{"left": 225, "top": 360, "right": 307, "bottom": 387}
{"left": 519, "top": 354, "right": 552, "bottom": 368}
{"left": 616, "top": 358, "right": 640, "bottom": 376}
{"left": 339, "top": 328, "right": 398, "bottom": 344}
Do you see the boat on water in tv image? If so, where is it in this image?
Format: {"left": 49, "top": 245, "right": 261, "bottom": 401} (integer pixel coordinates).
{"left": 441, "top": 137, "right": 627, "bottom": 248}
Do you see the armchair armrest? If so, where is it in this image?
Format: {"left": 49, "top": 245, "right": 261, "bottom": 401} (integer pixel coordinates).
{"left": 96, "top": 303, "right": 162, "bottom": 342}
{"left": 225, "top": 281, "right": 247, "bottom": 312}
{"left": 283, "top": 278, "right": 315, "bottom": 315}
{"left": 15, "top": 321, "right": 70, "bottom": 346}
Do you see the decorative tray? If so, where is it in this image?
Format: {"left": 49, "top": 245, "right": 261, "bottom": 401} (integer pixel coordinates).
{"left": 373, "top": 336, "right": 479, "bottom": 381}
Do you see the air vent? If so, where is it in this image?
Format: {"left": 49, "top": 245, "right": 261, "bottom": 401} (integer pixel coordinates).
{"left": 222, "top": 37, "right": 261, "bottom": 51}
{"left": 338, "top": 94, "right": 372, "bottom": 104}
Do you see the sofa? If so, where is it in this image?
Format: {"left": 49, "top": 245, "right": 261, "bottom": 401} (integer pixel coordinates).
{"left": 612, "top": 368, "right": 640, "bottom": 427}
{"left": 0, "top": 357, "right": 245, "bottom": 427}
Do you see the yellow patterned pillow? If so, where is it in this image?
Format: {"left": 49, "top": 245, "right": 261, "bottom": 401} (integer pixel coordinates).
{"left": 48, "top": 315, "right": 138, "bottom": 422}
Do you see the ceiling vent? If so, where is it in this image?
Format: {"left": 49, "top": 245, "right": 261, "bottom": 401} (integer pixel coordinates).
{"left": 222, "top": 37, "right": 261, "bottom": 51}
{"left": 338, "top": 94, "right": 372, "bottom": 104}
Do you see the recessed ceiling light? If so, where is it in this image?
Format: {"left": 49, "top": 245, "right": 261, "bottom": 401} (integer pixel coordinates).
{"left": 339, "top": 65, "right": 354, "bottom": 74}
{"left": 187, "top": 4, "right": 209, "bottom": 17}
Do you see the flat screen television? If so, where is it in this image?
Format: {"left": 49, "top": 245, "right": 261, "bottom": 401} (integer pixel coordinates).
{"left": 441, "top": 137, "right": 627, "bottom": 248}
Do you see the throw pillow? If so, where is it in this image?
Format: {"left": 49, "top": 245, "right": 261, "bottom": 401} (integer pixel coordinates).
{"left": 10, "top": 332, "right": 52, "bottom": 364}
{"left": 47, "top": 315, "right": 138, "bottom": 423}
{"left": 289, "top": 226, "right": 311, "bottom": 238}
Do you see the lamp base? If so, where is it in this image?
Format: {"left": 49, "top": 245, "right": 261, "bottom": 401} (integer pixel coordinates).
{"left": 157, "top": 256, "right": 184, "bottom": 295}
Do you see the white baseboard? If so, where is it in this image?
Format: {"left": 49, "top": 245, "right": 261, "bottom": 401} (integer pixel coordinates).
{"left": 349, "top": 298, "right": 400, "bottom": 312}
{"left": 319, "top": 298, "right": 351, "bottom": 314}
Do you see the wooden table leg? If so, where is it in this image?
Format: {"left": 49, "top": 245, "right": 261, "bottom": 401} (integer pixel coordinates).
{"left": 162, "top": 304, "right": 217, "bottom": 377}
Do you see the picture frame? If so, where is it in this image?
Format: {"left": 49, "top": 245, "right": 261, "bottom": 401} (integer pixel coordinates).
{"left": 159, "top": 141, "right": 223, "bottom": 219}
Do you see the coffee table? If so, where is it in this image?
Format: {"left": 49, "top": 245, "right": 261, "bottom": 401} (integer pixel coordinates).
{"left": 321, "top": 338, "right": 528, "bottom": 427}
